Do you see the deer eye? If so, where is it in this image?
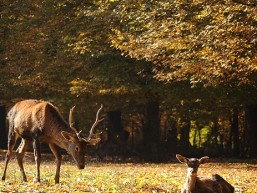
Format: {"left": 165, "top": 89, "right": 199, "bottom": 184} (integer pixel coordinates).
{"left": 75, "top": 146, "right": 79, "bottom": 152}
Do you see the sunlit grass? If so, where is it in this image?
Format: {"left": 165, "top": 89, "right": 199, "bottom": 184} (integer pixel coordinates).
{"left": 0, "top": 154, "right": 256, "bottom": 192}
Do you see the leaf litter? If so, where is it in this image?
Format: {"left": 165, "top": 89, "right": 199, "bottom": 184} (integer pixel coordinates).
{"left": 0, "top": 157, "right": 256, "bottom": 192}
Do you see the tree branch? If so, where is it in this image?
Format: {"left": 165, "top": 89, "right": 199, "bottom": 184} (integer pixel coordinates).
{"left": 232, "top": 0, "right": 257, "bottom": 7}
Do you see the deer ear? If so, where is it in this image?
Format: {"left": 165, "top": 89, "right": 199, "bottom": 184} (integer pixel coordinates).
{"left": 176, "top": 154, "right": 188, "bottom": 163}
{"left": 199, "top": 156, "right": 209, "bottom": 164}
{"left": 87, "top": 138, "right": 101, "bottom": 146}
{"left": 61, "top": 131, "right": 77, "bottom": 142}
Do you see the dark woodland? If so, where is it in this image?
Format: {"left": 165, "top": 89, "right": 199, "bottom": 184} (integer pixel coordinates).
{"left": 1, "top": 0, "right": 257, "bottom": 161}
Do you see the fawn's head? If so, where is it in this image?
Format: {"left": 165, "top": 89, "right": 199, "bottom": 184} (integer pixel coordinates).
{"left": 176, "top": 154, "right": 209, "bottom": 174}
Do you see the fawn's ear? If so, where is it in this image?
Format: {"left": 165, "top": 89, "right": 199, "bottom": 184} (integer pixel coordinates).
{"left": 199, "top": 156, "right": 209, "bottom": 164}
{"left": 176, "top": 154, "right": 188, "bottom": 163}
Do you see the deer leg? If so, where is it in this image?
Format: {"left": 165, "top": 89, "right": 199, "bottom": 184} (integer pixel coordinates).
{"left": 16, "top": 139, "right": 30, "bottom": 182}
{"left": 33, "top": 139, "right": 41, "bottom": 183}
{"left": 49, "top": 143, "right": 62, "bottom": 184}
{"left": 2, "top": 131, "right": 18, "bottom": 181}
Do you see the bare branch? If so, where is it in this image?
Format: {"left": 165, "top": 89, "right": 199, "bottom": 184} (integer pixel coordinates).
{"left": 232, "top": 0, "right": 257, "bottom": 7}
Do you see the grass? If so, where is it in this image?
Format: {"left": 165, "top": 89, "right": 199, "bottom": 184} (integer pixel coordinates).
{"left": 0, "top": 153, "right": 256, "bottom": 192}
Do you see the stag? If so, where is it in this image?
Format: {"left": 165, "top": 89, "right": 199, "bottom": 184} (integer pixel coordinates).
{"left": 1, "top": 99, "right": 103, "bottom": 183}
{"left": 176, "top": 154, "right": 234, "bottom": 193}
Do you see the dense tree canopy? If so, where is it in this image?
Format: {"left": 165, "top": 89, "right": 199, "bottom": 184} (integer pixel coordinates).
{"left": 111, "top": 0, "right": 257, "bottom": 87}
{"left": 1, "top": 0, "right": 257, "bottom": 158}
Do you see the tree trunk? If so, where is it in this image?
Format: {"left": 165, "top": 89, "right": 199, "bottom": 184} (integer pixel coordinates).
{"left": 107, "top": 111, "right": 123, "bottom": 133}
{"left": 0, "top": 106, "right": 7, "bottom": 149}
{"left": 103, "top": 111, "right": 129, "bottom": 160}
{"left": 142, "top": 100, "right": 160, "bottom": 161}
{"left": 245, "top": 106, "right": 257, "bottom": 157}
{"left": 166, "top": 116, "right": 177, "bottom": 154}
{"left": 231, "top": 108, "right": 240, "bottom": 157}
{"left": 179, "top": 108, "right": 190, "bottom": 155}
{"left": 212, "top": 116, "right": 223, "bottom": 156}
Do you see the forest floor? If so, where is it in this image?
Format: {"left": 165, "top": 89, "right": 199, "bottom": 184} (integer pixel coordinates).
{"left": 0, "top": 151, "right": 256, "bottom": 193}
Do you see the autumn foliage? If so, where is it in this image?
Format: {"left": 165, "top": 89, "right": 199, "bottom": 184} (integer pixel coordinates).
{"left": 1, "top": 0, "right": 257, "bottom": 169}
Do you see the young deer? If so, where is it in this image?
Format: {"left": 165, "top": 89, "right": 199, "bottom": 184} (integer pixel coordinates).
{"left": 176, "top": 154, "right": 234, "bottom": 193}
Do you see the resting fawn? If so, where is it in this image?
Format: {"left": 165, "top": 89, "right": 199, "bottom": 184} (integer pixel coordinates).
{"left": 176, "top": 154, "right": 234, "bottom": 193}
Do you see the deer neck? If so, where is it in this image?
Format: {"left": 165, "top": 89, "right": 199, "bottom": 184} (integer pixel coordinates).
{"left": 184, "top": 169, "right": 198, "bottom": 192}
{"left": 57, "top": 136, "right": 72, "bottom": 150}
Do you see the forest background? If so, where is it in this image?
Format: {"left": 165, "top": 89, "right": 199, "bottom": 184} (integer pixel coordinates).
{"left": 1, "top": 0, "right": 257, "bottom": 161}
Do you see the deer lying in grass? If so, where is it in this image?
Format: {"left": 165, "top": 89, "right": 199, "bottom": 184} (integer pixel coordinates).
{"left": 2, "top": 99, "right": 103, "bottom": 183}
{"left": 176, "top": 154, "right": 234, "bottom": 193}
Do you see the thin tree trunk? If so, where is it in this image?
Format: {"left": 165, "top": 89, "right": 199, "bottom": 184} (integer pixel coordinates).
{"left": 107, "top": 111, "right": 123, "bottom": 133}
{"left": 231, "top": 107, "right": 240, "bottom": 157}
{"left": 142, "top": 100, "right": 160, "bottom": 161}
{"left": 212, "top": 116, "right": 223, "bottom": 156}
{"left": 180, "top": 108, "right": 190, "bottom": 155}
{"left": 245, "top": 106, "right": 257, "bottom": 157}
{"left": 166, "top": 116, "right": 177, "bottom": 154}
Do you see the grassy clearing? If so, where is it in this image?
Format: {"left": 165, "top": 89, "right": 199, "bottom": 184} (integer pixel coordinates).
{"left": 0, "top": 153, "right": 256, "bottom": 192}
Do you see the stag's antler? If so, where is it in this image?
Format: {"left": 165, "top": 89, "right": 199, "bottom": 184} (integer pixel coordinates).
{"left": 69, "top": 106, "right": 83, "bottom": 141}
{"left": 69, "top": 104, "right": 104, "bottom": 142}
{"left": 85, "top": 104, "right": 104, "bottom": 142}
{"left": 69, "top": 106, "right": 76, "bottom": 130}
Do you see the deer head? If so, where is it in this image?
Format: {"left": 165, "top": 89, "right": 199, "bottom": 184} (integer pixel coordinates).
{"left": 176, "top": 154, "right": 209, "bottom": 192}
{"left": 61, "top": 104, "right": 104, "bottom": 168}
{"left": 176, "top": 154, "right": 209, "bottom": 174}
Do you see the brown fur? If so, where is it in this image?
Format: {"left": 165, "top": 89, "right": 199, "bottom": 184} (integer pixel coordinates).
{"left": 176, "top": 154, "right": 234, "bottom": 193}
{"left": 2, "top": 99, "right": 102, "bottom": 183}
